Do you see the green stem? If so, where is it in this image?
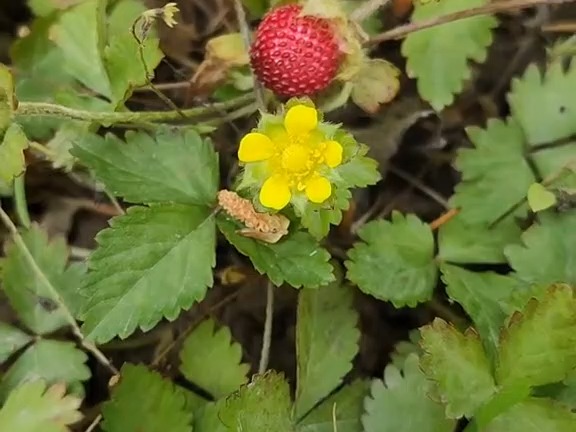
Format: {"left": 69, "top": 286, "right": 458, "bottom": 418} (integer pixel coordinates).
{"left": 0, "top": 205, "right": 119, "bottom": 376}
{"left": 13, "top": 174, "right": 31, "bottom": 229}
{"left": 15, "top": 93, "right": 255, "bottom": 125}
{"left": 258, "top": 281, "right": 274, "bottom": 374}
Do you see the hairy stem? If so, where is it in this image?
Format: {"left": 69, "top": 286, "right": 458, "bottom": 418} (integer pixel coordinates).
{"left": 369, "top": 0, "right": 574, "bottom": 43}
{"left": 0, "top": 206, "right": 118, "bottom": 375}
{"left": 15, "top": 93, "right": 255, "bottom": 125}
{"left": 258, "top": 281, "right": 274, "bottom": 374}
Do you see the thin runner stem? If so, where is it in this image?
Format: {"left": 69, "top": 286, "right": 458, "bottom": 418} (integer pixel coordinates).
{"left": 258, "top": 281, "right": 274, "bottom": 374}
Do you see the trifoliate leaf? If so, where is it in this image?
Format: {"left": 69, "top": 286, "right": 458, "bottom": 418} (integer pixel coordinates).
{"left": 440, "top": 264, "right": 523, "bottom": 358}
{"left": 179, "top": 319, "right": 249, "bottom": 398}
{"left": 51, "top": 0, "right": 111, "bottom": 98}
{"left": 79, "top": 204, "right": 215, "bottom": 343}
{"left": 102, "top": 364, "right": 193, "bottom": 432}
{"left": 218, "top": 217, "right": 335, "bottom": 288}
{"left": 505, "top": 212, "right": 576, "bottom": 286}
{"left": 0, "top": 340, "right": 90, "bottom": 402}
{"left": 509, "top": 62, "right": 576, "bottom": 146}
{"left": 351, "top": 59, "right": 400, "bottom": 113}
{"left": 484, "top": 398, "right": 576, "bottom": 432}
{"left": 2, "top": 225, "right": 86, "bottom": 335}
{"left": 297, "top": 380, "right": 368, "bottom": 432}
{"left": 345, "top": 212, "right": 437, "bottom": 307}
{"left": 295, "top": 281, "right": 360, "bottom": 419}
{"left": 496, "top": 284, "right": 576, "bottom": 389}
{"left": 401, "top": 0, "right": 497, "bottom": 110}
{"left": 0, "top": 322, "right": 32, "bottom": 363}
{"left": 104, "top": 0, "right": 163, "bottom": 106}
{"left": 438, "top": 214, "right": 522, "bottom": 264}
{"left": 0, "top": 380, "right": 82, "bottom": 432}
{"left": 0, "top": 123, "right": 29, "bottom": 183}
{"left": 72, "top": 128, "right": 218, "bottom": 205}
{"left": 420, "top": 319, "right": 496, "bottom": 418}
{"left": 363, "top": 354, "right": 455, "bottom": 432}
{"left": 451, "top": 118, "right": 534, "bottom": 225}
{"left": 527, "top": 183, "right": 557, "bottom": 212}
{"left": 219, "top": 371, "right": 293, "bottom": 432}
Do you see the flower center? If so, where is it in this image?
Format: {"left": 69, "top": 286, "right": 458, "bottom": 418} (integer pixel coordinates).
{"left": 281, "top": 144, "right": 311, "bottom": 173}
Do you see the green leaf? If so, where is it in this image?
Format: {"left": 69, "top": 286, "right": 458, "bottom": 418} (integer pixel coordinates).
{"left": 484, "top": 398, "right": 576, "bottom": 432}
{"left": 345, "top": 212, "right": 437, "bottom": 307}
{"left": 51, "top": 0, "right": 111, "bottom": 97}
{"left": 195, "top": 401, "right": 228, "bottom": 432}
{"left": 219, "top": 371, "right": 293, "bottom": 432}
{"left": 0, "top": 322, "right": 32, "bottom": 363}
{"left": 450, "top": 118, "right": 535, "bottom": 225}
{"left": 509, "top": 62, "right": 576, "bottom": 146}
{"left": 79, "top": 204, "right": 216, "bottom": 343}
{"left": 0, "top": 380, "right": 82, "bottom": 432}
{"left": 2, "top": 225, "right": 86, "bottom": 335}
{"left": 300, "top": 188, "right": 350, "bottom": 240}
{"left": 72, "top": 128, "right": 219, "bottom": 205}
{"left": 335, "top": 154, "right": 381, "bottom": 189}
{"left": 363, "top": 353, "right": 455, "bottom": 432}
{"left": 0, "top": 123, "right": 29, "bottom": 183}
{"left": 102, "top": 364, "right": 193, "bottom": 432}
{"left": 420, "top": 318, "right": 496, "bottom": 418}
{"left": 0, "top": 340, "right": 90, "bottom": 402}
{"left": 438, "top": 213, "right": 522, "bottom": 264}
{"left": 179, "top": 318, "right": 249, "bottom": 398}
{"left": 0, "top": 63, "right": 15, "bottom": 133}
{"left": 242, "top": 0, "right": 268, "bottom": 17}
{"left": 104, "top": 0, "right": 163, "bottom": 106}
{"left": 218, "top": 217, "right": 335, "bottom": 288}
{"left": 401, "top": 0, "right": 497, "bottom": 110}
{"left": 440, "top": 264, "right": 523, "bottom": 358}
{"left": 527, "top": 183, "right": 557, "bottom": 212}
{"left": 295, "top": 281, "right": 360, "bottom": 419}
{"left": 505, "top": 212, "right": 576, "bottom": 285}
{"left": 297, "top": 380, "right": 368, "bottom": 432}
{"left": 496, "top": 284, "right": 576, "bottom": 389}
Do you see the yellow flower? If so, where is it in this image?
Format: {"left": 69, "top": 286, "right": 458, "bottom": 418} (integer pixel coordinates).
{"left": 238, "top": 104, "right": 344, "bottom": 210}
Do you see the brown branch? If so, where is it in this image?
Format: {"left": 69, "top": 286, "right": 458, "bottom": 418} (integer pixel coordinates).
{"left": 369, "top": 0, "right": 575, "bottom": 44}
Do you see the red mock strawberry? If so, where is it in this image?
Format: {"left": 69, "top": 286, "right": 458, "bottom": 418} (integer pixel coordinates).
{"left": 250, "top": 4, "right": 342, "bottom": 98}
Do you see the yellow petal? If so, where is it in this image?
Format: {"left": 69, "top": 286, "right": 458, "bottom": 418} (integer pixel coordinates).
{"left": 305, "top": 176, "right": 332, "bottom": 203}
{"left": 238, "top": 133, "right": 275, "bottom": 162}
{"left": 284, "top": 105, "right": 318, "bottom": 135}
{"left": 260, "top": 176, "right": 291, "bottom": 210}
{"left": 323, "top": 141, "right": 343, "bottom": 168}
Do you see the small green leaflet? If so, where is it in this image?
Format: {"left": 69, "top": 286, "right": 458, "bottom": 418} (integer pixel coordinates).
{"left": 195, "top": 401, "right": 228, "bottom": 432}
{"left": 179, "top": 319, "right": 249, "bottom": 398}
{"left": 0, "top": 380, "right": 83, "bottom": 432}
{"left": 297, "top": 380, "right": 368, "bottom": 432}
{"left": 0, "top": 323, "right": 32, "bottom": 363}
{"left": 420, "top": 319, "right": 496, "bottom": 419}
{"left": 505, "top": 211, "right": 576, "bottom": 286}
{"left": 440, "top": 264, "right": 523, "bottom": 359}
{"left": 438, "top": 213, "right": 522, "bottom": 264}
{"left": 0, "top": 63, "right": 14, "bottom": 133}
{"left": 401, "top": 0, "right": 497, "bottom": 111}
{"left": 219, "top": 371, "right": 294, "bottom": 432}
{"left": 2, "top": 225, "right": 86, "bottom": 335}
{"left": 0, "top": 340, "right": 90, "bottom": 402}
{"left": 345, "top": 212, "right": 437, "bottom": 307}
{"left": 0, "top": 123, "right": 29, "bottom": 183}
{"left": 218, "top": 217, "right": 335, "bottom": 288}
{"left": 484, "top": 398, "right": 576, "bottom": 432}
{"left": 496, "top": 284, "right": 576, "bottom": 389}
{"left": 450, "top": 118, "right": 534, "bottom": 225}
{"left": 102, "top": 364, "right": 193, "bottom": 432}
{"left": 295, "top": 281, "right": 360, "bottom": 419}
{"left": 79, "top": 204, "right": 216, "bottom": 343}
{"left": 363, "top": 354, "right": 455, "bottom": 432}
{"left": 527, "top": 183, "right": 557, "bottom": 212}
{"left": 72, "top": 128, "right": 219, "bottom": 205}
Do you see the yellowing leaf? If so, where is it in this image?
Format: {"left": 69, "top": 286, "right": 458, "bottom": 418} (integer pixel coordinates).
{"left": 206, "top": 33, "right": 249, "bottom": 67}
{"left": 0, "top": 123, "right": 29, "bottom": 183}
{"left": 0, "top": 380, "right": 82, "bottom": 432}
{"left": 351, "top": 59, "right": 400, "bottom": 113}
{"left": 527, "top": 183, "right": 557, "bottom": 212}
